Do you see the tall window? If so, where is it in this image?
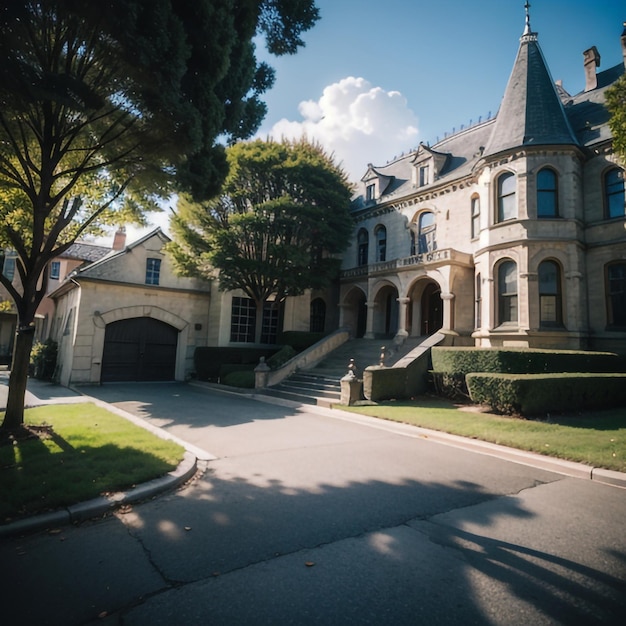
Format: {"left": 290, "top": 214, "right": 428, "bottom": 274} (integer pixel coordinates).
{"left": 605, "top": 168, "right": 625, "bottom": 219}
{"left": 497, "top": 260, "right": 518, "bottom": 324}
{"left": 261, "top": 302, "right": 279, "bottom": 344}
{"left": 475, "top": 273, "right": 482, "bottom": 329}
{"left": 606, "top": 262, "right": 626, "bottom": 328}
{"left": 2, "top": 256, "right": 15, "bottom": 281}
{"left": 310, "top": 298, "right": 326, "bottom": 333}
{"left": 366, "top": 183, "right": 376, "bottom": 201}
{"left": 418, "top": 211, "right": 436, "bottom": 254}
{"left": 471, "top": 196, "right": 480, "bottom": 239}
{"left": 230, "top": 297, "right": 256, "bottom": 342}
{"left": 50, "top": 261, "right": 61, "bottom": 280}
{"left": 537, "top": 168, "right": 558, "bottom": 218}
{"left": 357, "top": 228, "right": 369, "bottom": 266}
{"left": 410, "top": 230, "right": 417, "bottom": 256}
{"left": 375, "top": 226, "right": 387, "bottom": 262}
{"left": 145, "top": 258, "right": 161, "bottom": 285}
{"left": 497, "top": 172, "right": 516, "bottom": 222}
{"left": 538, "top": 260, "right": 562, "bottom": 327}
{"left": 419, "top": 165, "right": 429, "bottom": 187}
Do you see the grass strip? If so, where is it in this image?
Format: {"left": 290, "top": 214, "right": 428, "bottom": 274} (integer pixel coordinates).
{"left": 0, "top": 403, "right": 185, "bottom": 523}
{"left": 339, "top": 397, "right": 626, "bottom": 473}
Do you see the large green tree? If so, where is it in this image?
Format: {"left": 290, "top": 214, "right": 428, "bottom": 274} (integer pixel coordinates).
{"left": 607, "top": 73, "right": 626, "bottom": 164}
{"left": 0, "top": 0, "right": 319, "bottom": 433}
{"left": 168, "top": 138, "right": 354, "bottom": 342}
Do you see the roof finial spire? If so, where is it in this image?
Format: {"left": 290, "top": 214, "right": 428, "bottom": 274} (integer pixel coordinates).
{"left": 524, "top": 1, "right": 531, "bottom": 35}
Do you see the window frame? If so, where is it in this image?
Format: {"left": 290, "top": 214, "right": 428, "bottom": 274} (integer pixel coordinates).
{"left": 497, "top": 171, "right": 516, "bottom": 223}
{"left": 230, "top": 296, "right": 256, "bottom": 343}
{"left": 145, "top": 257, "right": 161, "bottom": 286}
{"left": 538, "top": 260, "right": 563, "bottom": 327}
{"left": 418, "top": 211, "right": 436, "bottom": 254}
{"left": 375, "top": 225, "right": 387, "bottom": 262}
{"left": 497, "top": 260, "right": 518, "bottom": 325}
{"left": 604, "top": 167, "right": 625, "bottom": 220}
{"left": 357, "top": 228, "right": 369, "bottom": 266}
{"left": 537, "top": 167, "right": 559, "bottom": 218}
{"left": 49, "top": 260, "right": 61, "bottom": 280}
{"left": 471, "top": 196, "right": 480, "bottom": 239}
{"left": 606, "top": 262, "right": 626, "bottom": 329}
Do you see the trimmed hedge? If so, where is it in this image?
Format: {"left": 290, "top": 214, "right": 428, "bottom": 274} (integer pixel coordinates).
{"left": 432, "top": 346, "right": 621, "bottom": 375}
{"left": 266, "top": 345, "right": 297, "bottom": 369}
{"left": 194, "top": 347, "right": 279, "bottom": 380}
{"left": 467, "top": 372, "right": 626, "bottom": 416}
{"left": 221, "top": 370, "right": 255, "bottom": 388}
{"left": 277, "top": 331, "right": 326, "bottom": 352}
{"left": 363, "top": 366, "right": 408, "bottom": 402}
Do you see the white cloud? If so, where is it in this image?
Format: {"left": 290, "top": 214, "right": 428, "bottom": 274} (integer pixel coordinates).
{"left": 261, "top": 77, "right": 419, "bottom": 182}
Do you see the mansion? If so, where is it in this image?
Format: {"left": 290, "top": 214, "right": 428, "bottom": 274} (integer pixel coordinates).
{"left": 2, "top": 13, "right": 626, "bottom": 387}
{"left": 338, "top": 16, "right": 626, "bottom": 356}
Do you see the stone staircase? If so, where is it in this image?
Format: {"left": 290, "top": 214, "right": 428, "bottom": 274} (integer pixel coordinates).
{"left": 259, "top": 336, "right": 426, "bottom": 407}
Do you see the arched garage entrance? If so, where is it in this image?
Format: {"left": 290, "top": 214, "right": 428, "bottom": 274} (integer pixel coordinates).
{"left": 101, "top": 317, "right": 178, "bottom": 382}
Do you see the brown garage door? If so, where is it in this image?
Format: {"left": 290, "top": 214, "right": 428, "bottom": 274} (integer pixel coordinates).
{"left": 101, "top": 317, "right": 178, "bottom": 382}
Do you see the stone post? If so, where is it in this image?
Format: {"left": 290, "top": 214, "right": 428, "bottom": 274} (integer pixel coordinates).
{"left": 254, "top": 357, "right": 271, "bottom": 389}
{"left": 340, "top": 358, "right": 363, "bottom": 405}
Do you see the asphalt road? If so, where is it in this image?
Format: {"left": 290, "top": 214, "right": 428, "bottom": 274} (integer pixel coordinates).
{"left": 1, "top": 381, "right": 625, "bottom": 625}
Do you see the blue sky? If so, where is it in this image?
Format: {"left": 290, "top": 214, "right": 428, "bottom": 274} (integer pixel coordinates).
{"left": 254, "top": 0, "right": 625, "bottom": 181}
{"left": 129, "top": 0, "right": 624, "bottom": 241}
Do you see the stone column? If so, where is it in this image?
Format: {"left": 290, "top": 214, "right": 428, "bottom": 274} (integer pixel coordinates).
{"left": 364, "top": 301, "right": 376, "bottom": 339}
{"left": 395, "top": 297, "right": 410, "bottom": 341}
{"left": 440, "top": 292, "right": 455, "bottom": 330}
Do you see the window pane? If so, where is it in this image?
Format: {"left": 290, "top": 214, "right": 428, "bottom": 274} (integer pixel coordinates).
{"left": 261, "top": 302, "right": 279, "bottom": 344}
{"left": 376, "top": 227, "right": 386, "bottom": 262}
{"left": 606, "top": 169, "right": 625, "bottom": 219}
{"left": 607, "top": 263, "right": 626, "bottom": 326}
{"left": 498, "top": 261, "right": 517, "bottom": 324}
{"left": 230, "top": 297, "right": 256, "bottom": 342}
{"left": 498, "top": 173, "right": 516, "bottom": 221}
{"left": 145, "top": 258, "right": 161, "bottom": 285}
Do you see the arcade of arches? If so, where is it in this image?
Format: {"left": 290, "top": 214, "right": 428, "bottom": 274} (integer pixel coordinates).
{"left": 340, "top": 279, "right": 444, "bottom": 339}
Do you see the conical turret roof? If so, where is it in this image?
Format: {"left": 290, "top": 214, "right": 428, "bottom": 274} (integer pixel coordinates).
{"left": 484, "top": 20, "right": 579, "bottom": 157}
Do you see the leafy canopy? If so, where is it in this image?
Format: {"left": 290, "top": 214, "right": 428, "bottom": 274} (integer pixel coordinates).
{"left": 168, "top": 138, "right": 354, "bottom": 306}
{"left": 0, "top": 0, "right": 319, "bottom": 430}
{"left": 607, "top": 73, "right": 626, "bottom": 164}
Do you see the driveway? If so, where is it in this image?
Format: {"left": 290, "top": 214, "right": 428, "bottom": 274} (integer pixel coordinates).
{"left": 1, "top": 381, "right": 625, "bottom": 625}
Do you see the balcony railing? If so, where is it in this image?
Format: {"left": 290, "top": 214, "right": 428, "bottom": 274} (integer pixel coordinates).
{"left": 340, "top": 248, "right": 470, "bottom": 279}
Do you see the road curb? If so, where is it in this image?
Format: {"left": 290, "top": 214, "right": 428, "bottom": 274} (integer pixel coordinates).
{"left": 0, "top": 451, "right": 197, "bottom": 539}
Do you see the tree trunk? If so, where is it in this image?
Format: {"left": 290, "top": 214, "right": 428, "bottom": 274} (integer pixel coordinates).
{"left": 1, "top": 327, "right": 35, "bottom": 432}
{"left": 254, "top": 301, "right": 264, "bottom": 344}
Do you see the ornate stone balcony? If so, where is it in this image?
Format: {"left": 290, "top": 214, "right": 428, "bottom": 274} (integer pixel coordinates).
{"left": 340, "top": 248, "right": 472, "bottom": 280}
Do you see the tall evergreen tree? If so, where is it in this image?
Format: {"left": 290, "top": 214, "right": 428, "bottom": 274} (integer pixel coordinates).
{"left": 0, "top": 0, "right": 319, "bottom": 433}
{"left": 168, "top": 138, "right": 354, "bottom": 343}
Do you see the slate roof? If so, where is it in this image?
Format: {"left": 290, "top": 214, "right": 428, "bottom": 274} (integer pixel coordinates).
{"left": 62, "top": 241, "right": 111, "bottom": 263}
{"left": 483, "top": 30, "right": 579, "bottom": 157}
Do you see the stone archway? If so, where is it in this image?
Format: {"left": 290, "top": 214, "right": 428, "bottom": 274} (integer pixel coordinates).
{"left": 421, "top": 282, "right": 443, "bottom": 335}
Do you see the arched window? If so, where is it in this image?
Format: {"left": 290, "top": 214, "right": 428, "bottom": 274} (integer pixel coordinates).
{"left": 537, "top": 168, "right": 558, "bottom": 218}
{"left": 471, "top": 196, "right": 480, "bottom": 238}
{"left": 606, "top": 262, "right": 626, "bottom": 328}
{"left": 605, "top": 168, "right": 625, "bottom": 219}
{"left": 410, "top": 230, "right": 417, "bottom": 256}
{"left": 475, "top": 273, "right": 482, "bottom": 329}
{"left": 310, "top": 298, "right": 326, "bottom": 333}
{"left": 357, "top": 228, "right": 369, "bottom": 266}
{"left": 497, "top": 172, "right": 516, "bottom": 222}
{"left": 418, "top": 211, "right": 436, "bottom": 254}
{"left": 497, "top": 260, "right": 518, "bottom": 325}
{"left": 375, "top": 225, "right": 387, "bottom": 262}
{"left": 538, "top": 260, "right": 563, "bottom": 327}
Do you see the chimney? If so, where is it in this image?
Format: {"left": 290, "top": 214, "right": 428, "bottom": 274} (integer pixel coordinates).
{"left": 583, "top": 46, "right": 601, "bottom": 92}
{"left": 621, "top": 22, "right": 626, "bottom": 69}
{"left": 112, "top": 227, "right": 126, "bottom": 251}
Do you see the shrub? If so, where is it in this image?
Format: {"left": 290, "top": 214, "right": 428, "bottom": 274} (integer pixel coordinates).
{"left": 266, "top": 345, "right": 297, "bottom": 369}
{"left": 277, "top": 331, "right": 326, "bottom": 351}
{"left": 363, "top": 366, "right": 408, "bottom": 402}
{"left": 194, "top": 347, "right": 278, "bottom": 380}
{"left": 30, "top": 339, "right": 58, "bottom": 380}
{"left": 467, "top": 372, "right": 626, "bottom": 416}
{"left": 219, "top": 369, "right": 256, "bottom": 388}
{"left": 432, "top": 346, "right": 620, "bottom": 375}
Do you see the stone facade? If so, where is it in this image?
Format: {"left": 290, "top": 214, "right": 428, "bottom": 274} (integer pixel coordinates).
{"left": 339, "top": 19, "right": 626, "bottom": 355}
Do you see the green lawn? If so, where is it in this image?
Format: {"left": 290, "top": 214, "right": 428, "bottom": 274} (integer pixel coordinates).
{"left": 339, "top": 396, "right": 626, "bottom": 473}
{"left": 0, "top": 403, "right": 185, "bottom": 523}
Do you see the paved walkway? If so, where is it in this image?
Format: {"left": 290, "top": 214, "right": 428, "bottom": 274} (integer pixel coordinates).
{"left": 1, "top": 379, "right": 626, "bottom": 625}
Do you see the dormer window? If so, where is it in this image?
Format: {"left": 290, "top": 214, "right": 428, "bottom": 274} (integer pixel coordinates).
{"left": 419, "top": 165, "right": 429, "bottom": 187}
{"left": 366, "top": 183, "right": 376, "bottom": 201}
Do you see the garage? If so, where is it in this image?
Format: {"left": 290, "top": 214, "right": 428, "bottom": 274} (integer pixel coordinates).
{"left": 101, "top": 317, "right": 178, "bottom": 382}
